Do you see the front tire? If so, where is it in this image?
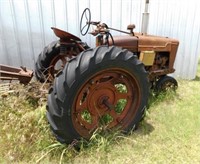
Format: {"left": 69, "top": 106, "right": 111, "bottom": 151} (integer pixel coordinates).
{"left": 47, "top": 46, "right": 149, "bottom": 144}
{"left": 155, "top": 75, "right": 178, "bottom": 92}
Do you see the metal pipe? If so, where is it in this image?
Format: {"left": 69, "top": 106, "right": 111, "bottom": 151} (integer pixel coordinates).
{"left": 141, "top": 0, "right": 150, "bottom": 35}
{"left": 108, "top": 27, "right": 130, "bottom": 35}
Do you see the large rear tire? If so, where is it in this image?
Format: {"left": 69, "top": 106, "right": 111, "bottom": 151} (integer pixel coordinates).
{"left": 47, "top": 46, "right": 149, "bottom": 144}
{"left": 35, "top": 41, "right": 61, "bottom": 82}
{"left": 35, "top": 41, "right": 89, "bottom": 82}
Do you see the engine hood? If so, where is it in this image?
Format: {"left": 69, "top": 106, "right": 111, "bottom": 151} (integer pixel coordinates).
{"left": 110, "top": 34, "right": 179, "bottom": 53}
{"left": 110, "top": 35, "right": 138, "bottom": 52}
{"left": 136, "top": 33, "right": 179, "bottom": 52}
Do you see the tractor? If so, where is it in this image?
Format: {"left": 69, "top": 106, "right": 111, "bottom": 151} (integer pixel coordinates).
{"left": 35, "top": 8, "right": 179, "bottom": 144}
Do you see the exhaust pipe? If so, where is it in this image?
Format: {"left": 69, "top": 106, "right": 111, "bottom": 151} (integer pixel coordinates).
{"left": 141, "top": 0, "right": 150, "bottom": 35}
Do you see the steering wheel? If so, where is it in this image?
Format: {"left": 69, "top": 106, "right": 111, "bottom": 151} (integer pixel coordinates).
{"left": 80, "top": 8, "right": 91, "bottom": 36}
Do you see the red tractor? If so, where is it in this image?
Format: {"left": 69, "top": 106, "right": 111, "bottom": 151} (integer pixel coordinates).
{"left": 35, "top": 8, "right": 179, "bottom": 144}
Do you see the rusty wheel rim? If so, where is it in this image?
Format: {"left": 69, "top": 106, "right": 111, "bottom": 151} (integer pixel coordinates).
{"left": 161, "top": 81, "right": 177, "bottom": 91}
{"left": 72, "top": 68, "right": 141, "bottom": 138}
{"left": 49, "top": 55, "right": 69, "bottom": 81}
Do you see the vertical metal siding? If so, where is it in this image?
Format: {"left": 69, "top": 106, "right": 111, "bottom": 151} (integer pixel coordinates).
{"left": 0, "top": 0, "right": 199, "bottom": 79}
{"left": 148, "top": 0, "right": 200, "bottom": 79}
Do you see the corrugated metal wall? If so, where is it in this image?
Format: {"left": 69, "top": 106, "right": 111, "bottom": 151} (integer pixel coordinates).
{"left": 0, "top": 0, "right": 200, "bottom": 79}
{"left": 148, "top": 0, "right": 200, "bottom": 79}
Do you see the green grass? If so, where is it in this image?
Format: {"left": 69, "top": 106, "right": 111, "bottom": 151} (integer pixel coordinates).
{"left": 0, "top": 62, "right": 200, "bottom": 163}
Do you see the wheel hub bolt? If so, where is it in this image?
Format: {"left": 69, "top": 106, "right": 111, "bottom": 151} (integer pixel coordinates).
{"left": 102, "top": 97, "right": 114, "bottom": 110}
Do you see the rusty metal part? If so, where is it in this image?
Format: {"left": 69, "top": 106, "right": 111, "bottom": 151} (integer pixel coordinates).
{"left": 127, "top": 24, "right": 135, "bottom": 34}
{"left": 47, "top": 44, "right": 83, "bottom": 81}
{"left": 0, "top": 64, "right": 33, "bottom": 84}
{"left": 51, "top": 27, "right": 86, "bottom": 51}
{"left": 72, "top": 69, "right": 141, "bottom": 138}
{"left": 160, "top": 80, "right": 177, "bottom": 91}
{"left": 48, "top": 54, "right": 68, "bottom": 81}
{"left": 80, "top": 7, "right": 179, "bottom": 84}
{"left": 137, "top": 34, "right": 179, "bottom": 69}
{"left": 108, "top": 26, "right": 130, "bottom": 35}
{"left": 51, "top": 27, "right": 81, "bottom": 41}
{"left": 111, "top": 33, "right": 179, "bottom": 69}
{"left": 90, "top": 22, "right": 131, "bottom": 36}
{"left": 37, "top": 28, "right": 87, "bottom": 82}
{"left": 148, "top": 68, "right": 175, "bottom": 81}
{"left": 82, "top": 9, "right": 179, "bottom": 83}
{"left": 110, "top": 35, "right": 138, "bottom": 52}
{"left": 107, "top": 33, "right": 179, "bottom": 81}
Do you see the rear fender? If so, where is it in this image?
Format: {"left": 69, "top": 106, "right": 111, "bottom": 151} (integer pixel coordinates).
{"left": 51, "top": 27, "right": 81, "bottom": 42}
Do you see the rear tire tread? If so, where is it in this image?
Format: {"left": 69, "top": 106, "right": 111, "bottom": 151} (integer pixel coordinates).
{"left": 47, "top": 46, "right": 149, "bottom": 144}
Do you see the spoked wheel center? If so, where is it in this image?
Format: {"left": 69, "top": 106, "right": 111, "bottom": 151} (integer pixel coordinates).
{"left": 88, "top": 84, "right": 116, "bottom": 114}
{"left": 72, "top": 69, "right": 141, "bottom": 138}
{"left": 156, "top": 76, "right": 178, "bottom": 92}
{"left": 162, "top": 81, "right": 175, "bottom": 90}
{"left": 49, "top": 55, "right": 68, "bottom": 81}
{"left": 99, "top": 96, "right": 114, "bottom": 110}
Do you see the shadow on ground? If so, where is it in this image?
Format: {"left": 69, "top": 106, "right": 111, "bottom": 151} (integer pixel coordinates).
{"left": 194, "top": 76, "right": 200, "bottom": 81}
{"left": 135, "top": 120, "right": 155, "bottom": 135}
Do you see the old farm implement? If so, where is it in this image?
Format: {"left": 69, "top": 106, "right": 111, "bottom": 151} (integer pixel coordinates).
{"left": 0, "top": 64, "right": 33, "bottom": 85}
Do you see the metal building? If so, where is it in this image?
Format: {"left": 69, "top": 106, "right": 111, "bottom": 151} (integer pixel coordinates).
{"left": 0, "top": 0, "right": 199, "bottom": 79}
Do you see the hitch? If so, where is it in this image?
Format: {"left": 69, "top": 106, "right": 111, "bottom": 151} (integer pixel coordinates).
{"left": 0, "top": 64, "right": 33, "bottom": 85}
